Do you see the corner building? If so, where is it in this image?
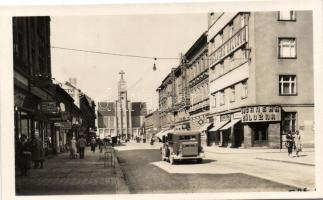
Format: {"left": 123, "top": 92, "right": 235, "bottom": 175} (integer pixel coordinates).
{"left": 207, "top": 11, "right": 314, "bottom": 148}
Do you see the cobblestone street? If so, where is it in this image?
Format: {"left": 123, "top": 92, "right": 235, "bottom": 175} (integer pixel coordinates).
{"left": 16, "top": 148, "right": 129, "bottom": 195}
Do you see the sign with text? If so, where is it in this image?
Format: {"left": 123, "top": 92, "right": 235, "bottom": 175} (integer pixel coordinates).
{"left": 241, "top": 105, "right": 281, "bottom": 123}
{"left": 41, "top": 101, "right": 57, "bottom": 114}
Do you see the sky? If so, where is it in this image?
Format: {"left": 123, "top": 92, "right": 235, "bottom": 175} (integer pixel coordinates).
{"left": 51, "top": 14, "right": 208, "bottom": 111}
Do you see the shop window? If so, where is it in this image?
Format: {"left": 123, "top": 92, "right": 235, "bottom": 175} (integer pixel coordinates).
{"left": 279, "top": 75, "right": 297, "bottom": 95}
{"left": 278, "top": 38, "right": 296, "bottom": 58}
{"left": 253, "top": 124, "right": 268, "bottom": 141}
{"left": 278, "top": 11, "right": 296, "bottom": 21}
{"left": 282, "top": 112, "right": 297, "bottom": 132}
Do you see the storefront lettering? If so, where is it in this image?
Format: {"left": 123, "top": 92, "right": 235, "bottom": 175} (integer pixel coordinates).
{"left": 241, "top": 105, "right": 281, "bottom": 123}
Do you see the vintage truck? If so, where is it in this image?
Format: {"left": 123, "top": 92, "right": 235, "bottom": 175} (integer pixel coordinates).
{"left": 161, "top": 130, "right": 204, "bottom": 164}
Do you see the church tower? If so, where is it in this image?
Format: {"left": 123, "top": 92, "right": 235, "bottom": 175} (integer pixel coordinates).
{"left": 116, "top": 70, "right": 132, "bottom": 139}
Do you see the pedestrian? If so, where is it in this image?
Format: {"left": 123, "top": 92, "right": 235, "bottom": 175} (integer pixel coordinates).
{"left": 31, "top": 135, "right": 45, "bottom": 169}
{"left": 285, "top": 131, "right": 294, "bottom": 158}
{"left": 70, "top": 137, "right": 77, "bottom": 158}
{"left": 98, "top": 138, "right": 103, "bottom": 153}
{"left": 17, "top": 135, "right": 32, "bottom": 176}
{"left": 294, "top": 130, "right": 302, "bottom": 157}
{"left": 77, "top": 135, "right": 87, "bottom": 159}
{"left": 44, "top": 136, "right": 49, "bottom": 156}
{"left": 90, "top": 137, "right": 96, "bottom": 152}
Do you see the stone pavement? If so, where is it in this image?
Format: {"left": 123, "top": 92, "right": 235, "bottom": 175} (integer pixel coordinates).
{"left": 15, "top": 147, "right": 129, "bottom": 195}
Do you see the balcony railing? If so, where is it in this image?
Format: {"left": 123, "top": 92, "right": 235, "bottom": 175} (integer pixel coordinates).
{"left": 209, "top": 25, "right": 248, "bottom": 68}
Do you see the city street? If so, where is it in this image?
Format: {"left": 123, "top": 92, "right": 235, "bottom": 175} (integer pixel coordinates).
{"left": 116, "top": 142, "right": 314, "bottom": 193}
{"left": 15, "top": 141, "right": 315, "bottom": 195}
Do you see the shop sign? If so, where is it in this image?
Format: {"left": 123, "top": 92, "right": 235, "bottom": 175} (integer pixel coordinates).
{"left": 54, "top": 122, "right": 61, "bottom": 127}
{"left": 241, "top": 105, "right": 281, "bottom": 123}
{"left": 41, "top": 101, "right": 58, "bottom": 114}
{"left": 233, "top": 112, "right": 242, "bottom": 119}
{"left": 14, "top": 92, "right": 26, "bottom": 107}
{"left": 220, "top": 114, "right": 231, "bottom": 122}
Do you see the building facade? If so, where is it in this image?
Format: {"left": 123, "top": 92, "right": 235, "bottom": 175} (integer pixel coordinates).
{"left": 185, "top": 32, "right": 211, "bottom": 145}
{"left": 207, "top": 11, "right": 314, "bottom": 148}
{"left": 13, "top": 17, "right": 57, "bottom": 154}
{"left": 144, "top": 110, "right": 161, "bottom": 141}
{"left": 157, "top": 69, "right": 176, "bottom": 130}
{"left": 97, "top": 71, "right": 147, "bottom": 140}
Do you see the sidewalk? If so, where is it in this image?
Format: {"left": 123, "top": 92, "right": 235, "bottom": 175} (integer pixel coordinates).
{"left": 16, "top": 147, "right": 129, "bottom": 195}
{"left": 203, "top": 146, "right": 315, "bottom": 166}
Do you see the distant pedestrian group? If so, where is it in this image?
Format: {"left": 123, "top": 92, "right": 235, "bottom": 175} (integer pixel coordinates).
{"left": 285, "top": 130, "right": 302, "bottom": 157}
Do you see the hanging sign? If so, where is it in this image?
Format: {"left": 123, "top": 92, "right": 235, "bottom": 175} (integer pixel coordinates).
{"left": 241, "top": 105, "right": 281, "bottom": 123}
{"left": 41, "top": 101, "right": 58, "bottom": 114}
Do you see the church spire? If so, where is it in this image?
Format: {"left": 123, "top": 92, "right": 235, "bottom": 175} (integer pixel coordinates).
{"left": 118, "top": 70, "right": 127, "bottom": 94}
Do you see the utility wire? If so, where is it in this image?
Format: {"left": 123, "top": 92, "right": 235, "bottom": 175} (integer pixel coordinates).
{"left": 52, "top": 45, "right": 249, "bottom": 62}
{"left": 51, "top": 46, "right": 179, "bottom": 60}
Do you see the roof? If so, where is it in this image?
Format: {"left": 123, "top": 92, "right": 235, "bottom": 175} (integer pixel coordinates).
{"left": 184, "top": 31, "right": 208, "bottom": 61}
{"left": 97, "top": 102, "right": 115, "bottom": 116}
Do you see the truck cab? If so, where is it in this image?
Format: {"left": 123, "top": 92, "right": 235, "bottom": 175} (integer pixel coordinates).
{"left": 161, "top": 131, "right": 204, "bottom": 164}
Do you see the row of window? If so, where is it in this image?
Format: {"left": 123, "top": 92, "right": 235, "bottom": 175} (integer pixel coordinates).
{"left": 211, "top": 75, "right": 296, "bottom": 108}
{"left": 187, "top": 52, "right": 208, "bottom": 82}
{"left": 212, "top": 80, "right": 248, "bottom": 108}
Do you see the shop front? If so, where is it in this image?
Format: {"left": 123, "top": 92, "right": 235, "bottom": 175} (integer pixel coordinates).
{"left": 241, "top": 105, "right": 281, "bottom": 148}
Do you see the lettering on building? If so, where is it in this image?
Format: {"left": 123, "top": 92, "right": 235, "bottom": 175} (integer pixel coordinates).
{"left": 241, "top": 105, "right": 281, "bottom": 123}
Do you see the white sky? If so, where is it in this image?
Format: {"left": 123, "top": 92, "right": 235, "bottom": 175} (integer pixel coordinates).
{"left": 51, "top": 14, "right": 207, "bottom": 111}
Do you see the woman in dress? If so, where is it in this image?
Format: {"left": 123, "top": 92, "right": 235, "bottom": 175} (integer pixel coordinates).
{"left": 294, "top": 130, "right": 302, "bottom": 157}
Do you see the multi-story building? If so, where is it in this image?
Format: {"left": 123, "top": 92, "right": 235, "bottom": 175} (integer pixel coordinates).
{"left": 185, "top": 32, "right": 211, "bottom": 145}
{"left": 13, "top": 17, "right": 56, "bottom": 152}
{"left": 157, "top": 69, "right": 176, "bottom": 130}
{"left": 97, "top": 71, "right": 147, "bottom": 140}
{"left": 144, "top": 110, "right": 161, "bottom": 141}
{"left": 173, "top": 58, "right": 191, "bottom": 131}
{"left": 207, "top": 11, "right": 314, "bottom": 148}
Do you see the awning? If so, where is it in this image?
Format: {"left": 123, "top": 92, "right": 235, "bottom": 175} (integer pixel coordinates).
{"left": 199, "top": 123, "right": 213, "bottom": 132}
{"left": 209, "top": 120, "right": 230, "bottom": 132}
{"left": 220, "top": 119, "right": 241, "bottom": 130}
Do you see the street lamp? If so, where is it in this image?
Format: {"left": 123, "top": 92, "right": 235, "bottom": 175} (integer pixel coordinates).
{"left": 153, "top": 58, "right": 157, "bottom": 71}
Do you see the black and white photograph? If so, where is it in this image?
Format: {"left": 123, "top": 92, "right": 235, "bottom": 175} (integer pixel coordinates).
{"left": 0, "top": 1, "right": 323, "bottom": 200}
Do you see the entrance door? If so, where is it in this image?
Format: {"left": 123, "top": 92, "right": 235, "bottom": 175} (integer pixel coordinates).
{"left": 252, "top": 123, "right": 269, "bottom": 147}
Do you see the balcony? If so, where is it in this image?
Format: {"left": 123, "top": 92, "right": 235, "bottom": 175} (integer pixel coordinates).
{"left": 209, "top": 25, "right": 248, "bottom": 68}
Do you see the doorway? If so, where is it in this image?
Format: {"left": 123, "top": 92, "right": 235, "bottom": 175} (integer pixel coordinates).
{"left": 251, "top": 123, "right": 269, "bottom": 147}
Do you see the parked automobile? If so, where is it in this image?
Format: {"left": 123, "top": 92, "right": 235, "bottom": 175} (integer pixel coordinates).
{"left": 161, "top": 130, "right": 204, "bottom": 164}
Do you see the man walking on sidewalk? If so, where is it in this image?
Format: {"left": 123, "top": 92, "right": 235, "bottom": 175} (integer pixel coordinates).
{"left": 77, "top": 135, "right": 87, "bottom": 159}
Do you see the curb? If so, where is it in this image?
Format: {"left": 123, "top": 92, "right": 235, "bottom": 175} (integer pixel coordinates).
{"left": 255, "top": 157, "right": 315, "bottom": 166}
{"left": 114, "top": 152, "right": 130, "bottom": 194}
